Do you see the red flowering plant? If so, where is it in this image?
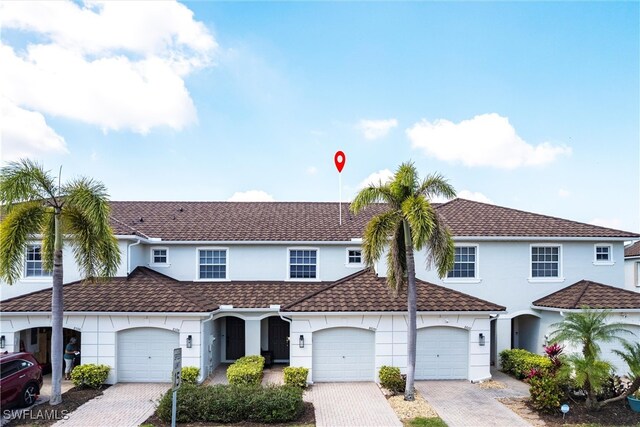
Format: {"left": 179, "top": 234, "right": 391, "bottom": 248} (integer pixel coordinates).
{"left": 543, "top": 343, "right": 565, "bottom": 373}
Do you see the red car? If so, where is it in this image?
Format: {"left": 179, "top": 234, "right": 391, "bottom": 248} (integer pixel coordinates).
{"left": 0, "top": 352, "right": 43, "bottom": 408}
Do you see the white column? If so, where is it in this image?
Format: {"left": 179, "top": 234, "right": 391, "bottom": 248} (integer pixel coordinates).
{"left": 245, "top": 319, "right": 261, "bottom": 356}
{"left": 495, "top": 317, "right": 512, "bottom": 369}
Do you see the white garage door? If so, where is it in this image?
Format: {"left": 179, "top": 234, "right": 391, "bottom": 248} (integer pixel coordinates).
{"left": 601, "top": 324, "right": 640, "bottom": 376}
{"left": 312, "top": 328, "right": 375, "bottom": 382}
{"left": 118, "top": 328, "right": 179, "bottom": 382}
{"left": 416, "top": 327, "right": 469, "bottom": 380}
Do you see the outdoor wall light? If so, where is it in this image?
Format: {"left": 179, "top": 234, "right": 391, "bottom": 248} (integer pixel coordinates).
{"left": 478, "top": 333, "right": 485, "bottom": 346}
{"left": 0, "top": 335, "right": 5, "bottom": 349}
{"left": 186, "top": 335, "right": 193, "bottom": 348}
{"left": 299, "top": 335, "right": 305, "bottom": 348}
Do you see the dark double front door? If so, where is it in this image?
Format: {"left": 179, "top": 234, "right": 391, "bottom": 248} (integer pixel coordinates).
{"left": 226, "top": 317, "right": 245, "bottom": 360}
{"left": 268, "top": 316, "right": 290, "bottom": 360}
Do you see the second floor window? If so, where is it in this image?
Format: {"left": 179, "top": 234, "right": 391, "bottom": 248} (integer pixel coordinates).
{"left": 151, "top": 248, "right": 168, "bottom": 265}
{"left": 25, "top": 245, "right": 51, "bottom": 278}
{"left": 447, "top": 246, "right": 476, "bottom": 278}
{"left": 199, "top": 249, "right": 226, "bottom": 279}
{"left": 594, "top": 245, "right": 612, "bottom": 263}
{"left": 347, "top": 249, "right": 362, "bottom": 265}
{"left": 289, "top": 249, "right": 317, "bottom": 279}
{"left": 531, "top": 246, "right": 560, "bottom": 278}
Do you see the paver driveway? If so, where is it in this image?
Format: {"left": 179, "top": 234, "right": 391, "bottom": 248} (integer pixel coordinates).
{"left": 415, "top": 376, "right": 531, "bottom": 427}
{"left": 52, "top": 383, "right": 168, "bottom": 427}
{"left": 308, "top": 382, "right": 401, "bottom": 427}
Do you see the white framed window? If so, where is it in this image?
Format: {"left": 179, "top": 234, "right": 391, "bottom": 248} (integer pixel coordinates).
{"left": 24, "top": 245, "right": 52, "bottom": 278}
{"left": 197, "top": 248, "right": 228, "bottom": 280}
{"left": 445, "top": 245, "right": 480, "bottom": 282}
{"left": 150, "top": 247, "right": 169, "bottom": 267}
{"left": 593, "top": 244, "right": 614, "bottom": 265}
{"left": 636, "top": 262, "right": 640, "bottom": 287}
{"left": 529, "top": 244, "right": 564, "bottom": 282}
{"left": 288, "top": 248, "right": 318, "bottom": 280}
{"left": 346, "top": 248, "right": 363, "bottom": 267}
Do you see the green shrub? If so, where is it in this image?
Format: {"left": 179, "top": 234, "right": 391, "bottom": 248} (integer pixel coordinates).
{"left": 227, "top": 355, "right": 265, "bottom": 386}
{"left": 528, "top": 374, "right": 563, "bottom": 413}
{"left": 379, "top": 366, "right": 405, "bottom": 394}
{"left": 182, "top": 366, "right": 200, "bottom": 385}
{"left": 248, "top": 384, "right": 304, "bottom": 423}
{"left": 283, "top": 367, "right": 309, "bottom": 388}
{"left": 156, "top": 384, "right": 303, "bottom": 424}
{"left": 70, "top": 364, "right": 110, "bottom": 388}
{"left": 499, "top": 349, "right": 552, "bottom": 379}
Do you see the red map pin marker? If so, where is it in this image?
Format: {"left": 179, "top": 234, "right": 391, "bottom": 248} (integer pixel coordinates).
{"left": 334, "top": 151, "right": 346, "bottom": 173}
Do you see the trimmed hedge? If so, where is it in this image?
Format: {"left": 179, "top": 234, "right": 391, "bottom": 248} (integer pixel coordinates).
{"left": 156, "top": 384, "right": 304, "bottom": 424}
{"left": 283, "top": 367, "right": 309, "bottom": 388}
{"left": 227, "top": 355, "right": 265, "bottom": 386}
{"left": 182, "top": 366, "right": 200, "bottom": 385}
{"left": 500, "top": 349, "right": 553, "bottom": 379}
{"left": 379, "top": 366, "right": 405, "bottom": 394}
{"left": 70, "top": 364, "right": 110, "bottom": 389}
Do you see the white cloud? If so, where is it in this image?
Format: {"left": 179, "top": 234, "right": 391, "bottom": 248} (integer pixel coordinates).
{"left": 307, "top": 166, "right": 318, "bottom": 175}
{"left": 1, "top": 98, "right": 68, "bottom": 162}
{"left": 589, "top": 218, "right": 623, "bottom": 230}
{"left": 357, "top": 119, "right": 398, "bottom": 140}
{"left": 406, "top": 113, "right": 572, "bottom": 169}
{"left": 358, "top": 169, "right": 394, "bottom": 189}
{"left": 227, "top": 190, "right": 275, "bottom": 202}
{"left": 0, "top": 0, "right": 216, "bottom": 134}
{"left": 457, "top": 190, "right": 492, "bottom": 204}
{"left": 558, "top": 188, "right": 570, "bottom": 198}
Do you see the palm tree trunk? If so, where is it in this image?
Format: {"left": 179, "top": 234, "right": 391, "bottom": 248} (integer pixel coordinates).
{"left": 50, "top": 210, "right": 63, "bottom": 405}
{"left": 403, "top": 220, "right": 417, "bottom": 401}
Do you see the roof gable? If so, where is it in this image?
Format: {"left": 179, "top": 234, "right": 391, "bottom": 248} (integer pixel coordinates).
{"left": 532, "top": 280, "right": 640, "bottom": 310}
{"left": 283, "top": 268, "right": 505, "bottom": 312}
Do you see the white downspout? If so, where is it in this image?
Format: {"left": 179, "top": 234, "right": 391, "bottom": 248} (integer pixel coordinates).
{"left": 127, "top": 239, "right": 141, "bottom": 275}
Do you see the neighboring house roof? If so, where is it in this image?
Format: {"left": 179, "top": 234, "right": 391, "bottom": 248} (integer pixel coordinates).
{"left": 283, "top": 268, "right": 506, "bottom": 312}
{"left": 625, "top": 241, "right": 640, "bottom": 258}
{"left": 532, "top": 280, "right": 640, "bottom": 310}
{"left": 106, "top": 199, "right": 639, "bottom": 241}
{"left": 0, "top": 267, "right": 328, "bottom": 313}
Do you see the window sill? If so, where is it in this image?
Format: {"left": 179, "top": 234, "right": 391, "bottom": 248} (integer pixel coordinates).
{"left": 194, "top": 278, "right": 231, "bottom": 282}
{"left": 443, "top": 278, "right": 482, "bottom": 284}
{"left": 592, "top": 261, "right": 615, "bottom": 266}
{"left": 345, "top": 264, "right": 364, "bottom": 269}
{"left": 528, "top": 277, "right": 565, "bottom": 283}
{"left": 285, "top": 278, "right": 321, "bottom": 282}
{"left": 150, "top": 263, "right": 170, "bottom": 268}
{"left": 21, "top": 277, "right": 53, "bottom": 283}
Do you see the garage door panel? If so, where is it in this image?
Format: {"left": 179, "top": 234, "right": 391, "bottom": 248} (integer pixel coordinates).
{"left": 313, "top": 328, "right": 375, "bottom": 382}
{"left": 118, "top": 328, "right": 178, "bottom": 382}
{"left": 416, "top": 327, "right": 468, "bottom": 380}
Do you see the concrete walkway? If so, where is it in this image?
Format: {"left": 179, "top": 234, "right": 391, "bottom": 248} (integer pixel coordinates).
{"left": 52, "top": 383, "right": 168, "bottom": 427}
{"left": 415, "top": 375, "right": 532, "bottom": 427}
{"left": 308, "top": 383, "right": 402, "bottom": 427}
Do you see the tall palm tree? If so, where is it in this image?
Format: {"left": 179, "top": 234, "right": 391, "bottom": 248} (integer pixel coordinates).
{"left": 0, "top": 159, "right": 120, "bottom": 405}
{"left": 550, "top": 307, "right": 631, "bottom": 410}
{"left": 350, "top": 162, "right": 455, "bottom": 401}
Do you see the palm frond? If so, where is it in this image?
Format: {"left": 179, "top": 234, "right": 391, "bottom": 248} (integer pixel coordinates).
{"left": 611, "top": 341, "right": 640, "bottom": 379}
{"left": 0, "top": 159, "right": 57, "bottom": 211}
{"left": 40, "top": 207, "right": 57, "bottom": 272}
{"left": 0, "top": 201, "right": 46, "bottom": 284}
{"left": 418, "top": 173, "right": 456, "bottom": 200}
{"left": 423, "top": 211, "right": 455, "bottom": 278}
{"left": 63, "top": 205, "right": 100, "bottom": 279}
{"left": 362, "top": 211, "right": 401, "bottom": 266}
{"left": 389, "top": 162, "right": 418, "bottom": 200}
{"left": 350, "top": 185, "right": 396, "bottom": 215}
{"left": 62, "top": 178, "right": 110, "bottom": 228}
{"left": 401, "top": 195, "right": 434, "bottom": 250}
{"left": 386, "top": 223, "right": 407, "bottom": 295}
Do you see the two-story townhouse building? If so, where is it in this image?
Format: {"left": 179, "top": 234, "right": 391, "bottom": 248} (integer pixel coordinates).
{"left": 1, "top": 199, "right": 638, "bottom": 385}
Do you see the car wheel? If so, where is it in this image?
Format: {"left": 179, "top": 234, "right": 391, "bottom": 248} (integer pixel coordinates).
{"left": 19, "top": 382, "right": 39, "bottom": 407}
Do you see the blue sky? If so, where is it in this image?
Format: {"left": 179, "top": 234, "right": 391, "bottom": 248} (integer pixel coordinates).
{"left": 1, "top": 1, "right": 638, "bottom": 232}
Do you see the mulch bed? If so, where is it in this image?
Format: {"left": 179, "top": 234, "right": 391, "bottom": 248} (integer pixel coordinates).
{"left": 6, "top": 386, "right": 109, "bottom": 426}
{"left": 501, "top": 396, "right": 640, "bottom": 426}
{"left": 141, "top": 401, "right": 315, "bottom": 426}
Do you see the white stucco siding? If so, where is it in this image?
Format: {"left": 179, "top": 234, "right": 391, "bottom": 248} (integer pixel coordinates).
{"left": 624, "top": 258, "right": 640, "bottom": 292}
{"left": 0, "top": 313, "right": 205, "bottom": 384}
{"left": 144, "top": 244, "right": 363, "bottom": 282}
{"left": 289, "top": 313, "right": 492, "bottom": 383}
{"left": 388, "top": 241, "right": 628, "bottom": 314}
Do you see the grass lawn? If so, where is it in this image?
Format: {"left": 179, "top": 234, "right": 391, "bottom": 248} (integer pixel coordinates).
{"left": 404, "top": 417, "right": 448, "bottom": 427}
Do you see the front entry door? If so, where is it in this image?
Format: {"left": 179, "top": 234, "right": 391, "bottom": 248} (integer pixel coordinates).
{"left": 226, "top": 317, "right": 245, "bottom": 360}
{"left": 268, "top": 317, "right": 290, "bottom": 360}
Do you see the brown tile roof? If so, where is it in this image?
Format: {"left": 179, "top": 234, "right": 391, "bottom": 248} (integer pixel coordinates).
{"left": 625, "top": 241, "right": 640, "bottom": 258}
{"left": 436, "top": 199, "right": 639, "bottom": 238}
{"left": 532, "top": 280, "right": 640, "bottom": 310}
{"left": 107, "top": 199, "right": 639, "bottom": 241}
{"left": 283, "top": 268, "right": 505, "bottom": 312}
{"left": 0, "top": 268, "right": 329, "bottom": 313}
{"left": 0, "top": 268, "right": 215, "bottom": 313}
